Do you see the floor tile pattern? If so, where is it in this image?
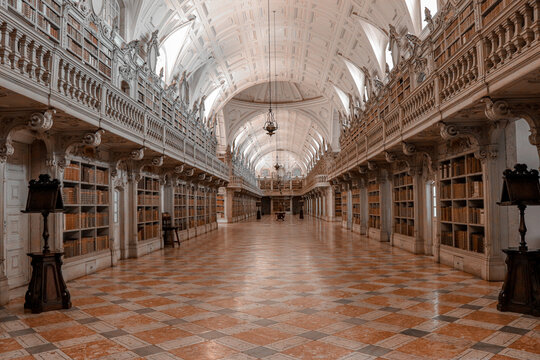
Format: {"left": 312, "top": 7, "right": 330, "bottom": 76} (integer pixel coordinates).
{"left": 1, "top": 217, "right": 539, "bottom": 359}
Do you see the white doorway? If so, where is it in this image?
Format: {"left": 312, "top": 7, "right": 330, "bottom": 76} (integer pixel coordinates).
{"left": 5, "top": 142, "right": 30, "bottom": 289}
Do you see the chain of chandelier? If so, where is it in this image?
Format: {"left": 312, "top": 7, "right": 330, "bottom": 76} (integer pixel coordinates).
{"left": 263, "top": 0, "right": 278, "bottom": 137}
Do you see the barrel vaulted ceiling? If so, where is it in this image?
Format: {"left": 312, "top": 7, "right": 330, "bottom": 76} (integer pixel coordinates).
{"left": 126, "top": 0, "right": 433, "bottom": 174}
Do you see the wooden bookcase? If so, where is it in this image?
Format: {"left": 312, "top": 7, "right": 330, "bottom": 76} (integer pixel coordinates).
{"left": 368, "top": 180, "right": 381, "bottom": 229}
{"left": 352, "top": 188, "right": 361, "bottom": 225}
{"left": 188, "top": 185, "right": 196, "bottom": 228}
{"left": 173, "top": 183, "right": 188, "bottom": 231}
{"left": 62, "top": 161, "right": 110, "bottom": 258}
{"left": 217, "top": 192, "right": 225, "bottom": 219}
{"left": 439, "top": 153, "right": 485, "bottom": 253}
{"left": 137, "top": 176, "right": 160, "bottom": 242}
{"left": 196, "top": 187, "right": 205, "bottom": 227}
{"left": 341, "top": 191, "right": 347, "bottom": 225}
{"left": 209, "top": 190, "right": 217, "bottom": 223}
{"left": 334, "top": 189, "right": 342, "bottom": 217}
{"left": 8, "top": 0, "right": 61, "bottom": 42}
{"left": 393, "top": 172, "right": 415, "bottom": 237}
{"left": 65, "top": 11, "right": 112, "bottom": 79}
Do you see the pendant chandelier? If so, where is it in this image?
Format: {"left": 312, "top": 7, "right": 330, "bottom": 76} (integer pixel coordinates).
{"left": 263, "top": 0, "right": 278, "bottom": 136}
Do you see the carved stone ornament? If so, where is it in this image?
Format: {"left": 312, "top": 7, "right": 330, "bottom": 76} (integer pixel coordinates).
{"left": 147, "top": 30, "right": 160, "bottom": 74}
{"left": 0, "top": 140, "right": 14, "bottom": 163}
{"left": 367, "top": 161, "right": 378, "bottom": 171}
{"left": 151, "top": 156, "right": 164, "bottom": 167}
{"left": 439, "top": 123, "right": 459, "bottom": 140}
{"left": 402, "top": 142, "right": 416, "bottom": 156}
{"left": 184, "top": 168, "right": 195, "bottom": 177}
{"left": 388, "top": 24, "right": 401, "bottom": 68}
{"left": 119, "top": 64, "right": 134, "bottom": 81}
{"left": 474, "top": 146, "right": 498, "bottom": 162}
{"left": 28, "top": 109, "right": 55, "bottom": 132}
{"left": 174, "top": 165, "right": 184, "bottom": 174}
{"left": 130, "top": 148, "right": 145, "bottom": 161}
{"left": 83, "top": 129, "right": 105, "bottom": 147}
{"left": 482, "top": 97, "right": 512, "bottom": 122}
{"left": 358, "top": 165, "right": 368, "bottom": 174}
{"left": 384, "top": 151, "right": 397, "bottom": 163}
{"left": 198, "top": 173, "right": 206, "bottom": 181}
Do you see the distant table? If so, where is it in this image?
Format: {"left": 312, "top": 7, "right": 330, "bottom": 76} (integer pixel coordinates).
{"left": 275, "top": 212, "right": 285, "bottom": 221}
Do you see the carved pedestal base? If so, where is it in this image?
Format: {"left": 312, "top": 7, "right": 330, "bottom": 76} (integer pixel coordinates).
{"left": 24, "top": 252, "right": 71, "bottom": 314}
{"left": 498, "top": 249, "right": 540, "bottom": 316}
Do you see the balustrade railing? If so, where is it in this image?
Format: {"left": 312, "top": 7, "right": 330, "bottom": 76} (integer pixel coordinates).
{"left": 0, "top": 6, "right": 230, "bottom": 181}
{"left": 328, "top": 0, "right": 539, "bottom": 180}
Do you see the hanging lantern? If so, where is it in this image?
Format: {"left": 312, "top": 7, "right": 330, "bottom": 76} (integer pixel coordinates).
{"left": 263, "top": 108, "right": 278, "bottom": 136}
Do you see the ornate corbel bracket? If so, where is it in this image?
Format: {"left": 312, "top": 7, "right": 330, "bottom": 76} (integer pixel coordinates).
{"left": 402, "top": 142, "right": 417, "bottom": 156}
{"left": 0, "top": 140, "right": 14, "bottom": 163}
{"left": 0, "top": 109, "right": 56, "bottom": 163}
{"left": 28, "top": 109, "right": 55, "bottom": 132}
{"left": 384, "top": 151, "right": 397, "bottom": 163}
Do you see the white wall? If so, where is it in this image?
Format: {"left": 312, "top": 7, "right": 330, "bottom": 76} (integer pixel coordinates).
{"left": 515, "top": 119, "right": 540, "bottom": 249}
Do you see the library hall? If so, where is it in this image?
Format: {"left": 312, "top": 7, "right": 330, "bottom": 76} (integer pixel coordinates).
{"left": 0, "top": 0, "right": 540, "bottom": 359}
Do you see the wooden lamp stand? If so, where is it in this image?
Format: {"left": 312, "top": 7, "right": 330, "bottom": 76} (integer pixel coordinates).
{"left": 22, "top": 174, "right": 71, "bottom": 313}
{"left": 497, "top": 164, "right": 540, "bottom": 316}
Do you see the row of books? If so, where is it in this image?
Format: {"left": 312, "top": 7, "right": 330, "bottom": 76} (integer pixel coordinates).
{"left": 63, "top": 187, "right": 77, "bottom": 204}
{"left": 63, "top": 235, "right": 109, "bottom": 258}
{"left": 138, "top": 178, "right": 160, "bottom": 191}
{"left": 394, "top": 188, "right": 414, "bottom": 201}
{"left": 137, "top": 194, "right": 159, "bottom": 206}
{"left": 394, "top": 204, "right": 414, "bottom": 218}
{"left": 394, "top": 174, "right": 413, "bottom": 186}
{"left": 441, "top": 157, "right": 483, "bottom": 178}
{"left": 64, "top": 212, "right": 109, "bottom": 230}
{"left": 368, "top": 195, "right": 380, "bottom": 203}
{"left": 369, "top": 217, "right": 381, "bottom": 229}
{"left": 80, "top": 189, "right": 108, "bottom": 205}
{"left": 137, "top": 209, "right": 159, "bottom": 223}
{"left": 394, "top": 221, "right": 414, "bottom": 236}
{"left": 138, "top": 224, "right": 160, "bottom": 241}
{"left": 368, "top": 183, "right": 379, "bottom": 192}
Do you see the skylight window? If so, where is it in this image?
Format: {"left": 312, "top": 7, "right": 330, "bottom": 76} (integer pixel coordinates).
{"left": 204, "top": 88, "right": 221, "bottom": 119}
{"left": 333, "top": 86, "right": 350, "bottom": 115}
{"left": 344, "top": 59, "right": 365, "bottom": 99}
{"left": 386, "top": 46, "right": 394, "bottom": 71}
{"left": 358, "top": 20, "right": 387, "bottom": 73}
{"left": 157, "top": 25, "right": 191, "bottom": 81}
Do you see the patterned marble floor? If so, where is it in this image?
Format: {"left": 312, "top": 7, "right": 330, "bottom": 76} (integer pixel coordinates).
{"left": 1, "top": 216, "right": 539, "bottom": 360}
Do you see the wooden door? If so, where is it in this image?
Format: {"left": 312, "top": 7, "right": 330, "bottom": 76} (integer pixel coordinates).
{"left": 5, "top": 142, "right": 30, "bottom": 289}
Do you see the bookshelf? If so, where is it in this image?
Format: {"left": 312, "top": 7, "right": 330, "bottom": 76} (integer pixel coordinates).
{"left": 334, "top": 189, "right": 342, "bottom": 217}
{"left": 368, "top": 180, "right": 381, "bottom": 229}
{"left": 8, "top": 0, "right": 61, "bottom": 42}
{"left": 439, "top": 153, "right": 485, "bottom": 253}
{"left": 196, "top": 187, "right": 205, "bottom": 227}
{"left": 217, "top": 192, "right": 225, "bottom": 219}
{"left": 341, "top": 191, "right": 347, "bottom": 225}
{"left": 65, "top": 12, "right": 112, "bottom": 79}
{"left": 62, "top": 161, "right": 110, "bottom": 259}
{"left": 432, "top": 2, "right": 477, "bottom": 69}
{"left": 393, "top": 172, "right": 415, "bottom": 237}
{"left": 173, "top": 183, "right": 188, "bottom": 231}
{"left": 137, "top": 176, "right": 160, "bottom": 242}
{"left": 188, "top": 185, "right": 196, "bottom": 228}
{"left": 209, "top": 190, "right": 217, "bottom": 223}
{"left": 352, "top": 188, "right": 361, "bottom": 226}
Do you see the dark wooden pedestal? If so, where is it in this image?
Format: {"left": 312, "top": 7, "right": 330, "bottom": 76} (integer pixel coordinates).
{"left": 498, "top": 248, "right": 540, "bottom": 316}
{"left": 24, "top": 252, "right": 71, "bottom": 314}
